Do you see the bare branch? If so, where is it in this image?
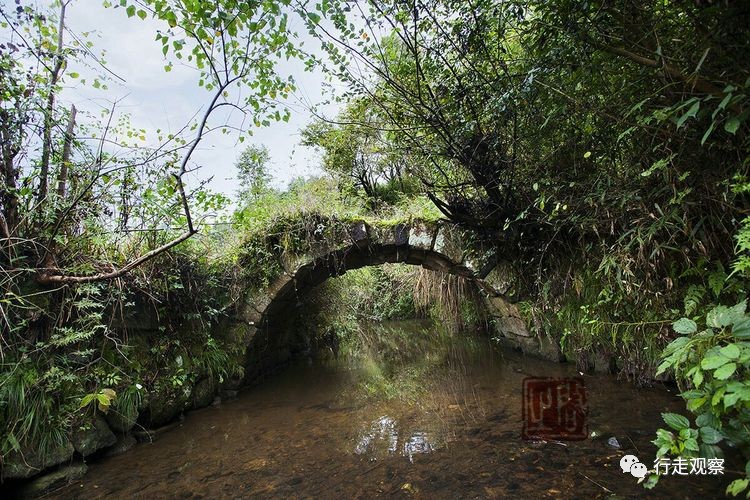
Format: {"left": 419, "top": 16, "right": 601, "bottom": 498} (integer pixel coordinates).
{"left": 38, "top": 229, "right": 197, "bottom": 285}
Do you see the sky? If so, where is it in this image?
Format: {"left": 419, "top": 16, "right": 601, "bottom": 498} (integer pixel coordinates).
{"left": 58, "top": 1, "right": 341, "bottom": 200}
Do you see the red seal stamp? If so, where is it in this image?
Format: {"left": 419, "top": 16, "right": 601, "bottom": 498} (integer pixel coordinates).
{"left": 522, "top": 377, "right": 587, "bottom": 440}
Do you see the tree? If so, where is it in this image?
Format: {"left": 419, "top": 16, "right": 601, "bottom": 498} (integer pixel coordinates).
{"left": 235, "top": 144, "right": 272, "bottom": 202}
{"left": 0, "top": 0, "right": 314, "bottom": 286}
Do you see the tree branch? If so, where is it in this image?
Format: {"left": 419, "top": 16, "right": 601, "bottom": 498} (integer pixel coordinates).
{"left": 37, "top": 229, "right": 197, "bottom": 285}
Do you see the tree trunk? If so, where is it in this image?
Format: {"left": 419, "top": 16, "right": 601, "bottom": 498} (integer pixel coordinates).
{"left": 37, "top": 1, "right": 68, "bottom": 206}
{"left": 56, "top": 104, "right": 77, "bottom": 201}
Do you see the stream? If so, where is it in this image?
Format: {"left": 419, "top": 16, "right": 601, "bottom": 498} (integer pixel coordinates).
{"left": 49, "top": 320, "right": 725, "bottom": 498}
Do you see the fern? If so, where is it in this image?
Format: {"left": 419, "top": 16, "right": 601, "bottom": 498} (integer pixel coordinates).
{"left": 708, "top": 266, "right": 728, "bottom": 298}
{"left": 733, "top": 217, "right": 750, "bottom": 277}
{"left": 683, "top": 285, "right": 705, "bottom": 316}
{"left": 49, "top": 324, "right": 106, "bottom": 347}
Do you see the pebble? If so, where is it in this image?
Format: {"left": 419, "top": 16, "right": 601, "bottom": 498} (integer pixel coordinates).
{"left": 607, "top": 436, "right": 621, "bottom": 449}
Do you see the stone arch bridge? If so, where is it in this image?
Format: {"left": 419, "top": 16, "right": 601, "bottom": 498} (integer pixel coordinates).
{"left": 234, "top": 219, "right": 561, "bottom": 377}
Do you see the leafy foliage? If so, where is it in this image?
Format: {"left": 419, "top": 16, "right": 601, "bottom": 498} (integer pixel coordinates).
{"left": 653, "top": 302, "right": 750, "bottom": 495}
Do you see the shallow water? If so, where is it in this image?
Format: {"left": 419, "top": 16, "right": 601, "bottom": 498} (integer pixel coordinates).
{"left": 50, "top": 320, "right": 727, "bottom": 498}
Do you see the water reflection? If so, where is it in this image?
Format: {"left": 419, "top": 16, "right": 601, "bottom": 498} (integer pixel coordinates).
{"left": 402, "top": 431, "right": 434, "bottom": 462}
{"left": 354, "top": 416, "right": 437, "bottom": 463}
{"left": 48, "top": 319, "right": 723, "bottom": 499}
{"left": 354, "top": 416, "right": 398, "bottom": 456}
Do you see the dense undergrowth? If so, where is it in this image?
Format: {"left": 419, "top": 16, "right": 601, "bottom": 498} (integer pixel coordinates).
{"left": 1, "top": 231, "right": 242, "bottom": 463}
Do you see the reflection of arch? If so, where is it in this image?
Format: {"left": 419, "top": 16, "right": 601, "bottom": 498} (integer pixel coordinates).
{"left": 234, "top": 220, "right": 560, "bottom": 379}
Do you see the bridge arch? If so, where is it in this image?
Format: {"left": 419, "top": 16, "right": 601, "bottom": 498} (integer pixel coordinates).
{"left": 233, "top": 219, "right": 560, "bottom": 379}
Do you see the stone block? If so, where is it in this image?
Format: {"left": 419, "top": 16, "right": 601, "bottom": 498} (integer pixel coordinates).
{"left": 433, "top": 225, "right": 464, "bottom": 263}
{"left": 408, "top": 223, "right": 436, "bottom": 251}
{"left": 393, "top": 223, "right": 409, "bottom": 246}
{"left": 368, "top": 224, "right": 397, "bottom": 247}
{"left": 482, "top": 261, "right": 516, "bottom": 296}
{"left": 422, "top": 253, "right": 451, "bottom": 273}
{"left": 347, "top": 220, "right": 369, "bottom": 248}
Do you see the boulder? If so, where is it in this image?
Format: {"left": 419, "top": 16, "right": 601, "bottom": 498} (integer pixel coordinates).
{"left": 72, "top": 415, "right": 116, "bottom": 457}
{"left": 192, "top": 377, "right": 218, "bottom": 409}
{"left": 1, "top": 439, "right": 74, "bottom": 480}
{"left": 494, "top": 315, "right": 531, "bottom": 338}
{"left": 143, "top": 386, "right": 192, "bottom": 428}
{"left": 105, "top": 404, "right": 139, "bottom": 433}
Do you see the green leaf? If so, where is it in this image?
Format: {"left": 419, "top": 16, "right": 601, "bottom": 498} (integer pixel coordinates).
{"left": 701, "top": 355, "right": 729, "bottom": 370}
{"left": 677, "top": 100, "right": 700, "bottom": 128}
{"left": 725, "top": 117, "right": 741, "bottom": 135}
{"left": 681, "top": 389, "right": 703, "bottom": 399}
{"left": 684, "top": 437, "right": 700, "bottom": 451}
{"left": 687, "top": 396, "right": 707, "bottom": 411}
{"left": 7, "top": 433, "right": 20, "bottom": 452}
{"left": 733, "top": 318, "right": 750, "bottom": 339}
{"left": 662, "top": 412, "right": 690, "bottom": 431}
{"left": 643, "top": 474, "right": 659, "bottom": 490}
{"left": 701, "top": 121, "right": 716, "bottom": 145}
{"left": 699, "top": 443, "right": 722, "bottom": 459}
{"left": 673, "top": 318, "right": 698, "bottom": 335}
{"left": 126, "top": 5, "right": 135, "bottom": 17}
{"left": 714, "top": 362, "right": 737, "bottom": 380}
{"left": 726, "top": 479, "right": 748, "bottom": 496}
{"left": 655, "top": 428, "right": 675, "bottom": 445}
{"left": 308, "top": 12, "right": 321, "bottom": 24}
{"left": 706, "top": 303, "right": 745, "bottom": 328}
{"left": 68, "top": 72, "right": 79, "bottom": 79}
{"left": 697, "top": 413, "right": 720, "bottom": 428}
{"left": 720, "top": 344, "right": 741, "bottom": 360}
{"left": 699, "top": 426, "right": 723, "bottom": 444}
{"left": 712, "top": 386, "right": 726, "bottom": 406}
{"left": 663, "top": 336, "right": 690, "bottom": 356}
{"left": 708, "top": 270, "right": 727, "bottom": 298}
{"left": 137, "top": 9, "right": 147, "bottom": 20}
{"left": 724, "top": 390, "right": 744, "bottom": 407}
{"left": 692, "top": 369, "right": 704, "bottom": 387}
{"left": 80, "top": 394, "right": 95, "bottom": 408}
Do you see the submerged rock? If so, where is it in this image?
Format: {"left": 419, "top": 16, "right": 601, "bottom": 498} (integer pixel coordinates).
{"left": 221, "top": 372, "right": 245, "bottom": 391}
{"left": 72, "top": 415, "right": 116, "bottom": 457}
{"left": 220, "top": 389, "right": 238, "bottom": 400}
{"left": 19, "top": 463, "right": 87, "bottom": 497}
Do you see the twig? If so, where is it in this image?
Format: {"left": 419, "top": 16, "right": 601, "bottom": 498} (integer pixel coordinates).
{"left": 578, "top": 472, "right": 613, "bottom": 493}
